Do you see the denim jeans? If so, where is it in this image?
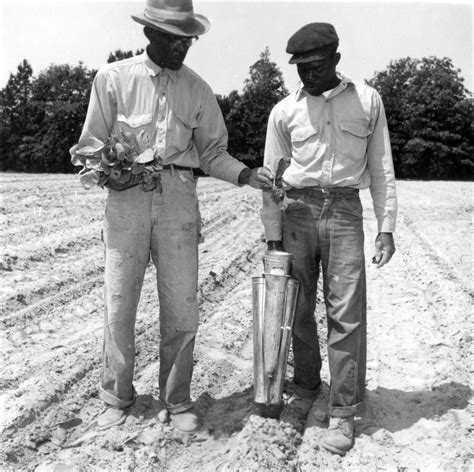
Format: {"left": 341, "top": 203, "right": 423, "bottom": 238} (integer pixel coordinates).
{"left": 100, "top": 169, "right": 200, "bottom": 414}
{"left": 282, "top": 186, "right": 367, "bottom": 417}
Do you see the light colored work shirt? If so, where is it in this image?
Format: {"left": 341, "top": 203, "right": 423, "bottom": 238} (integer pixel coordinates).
{"left": 77, "top": 51, "right": 246, "bottom": 185}
{"left": 262, "top": 73, "right": 397, "bottom": 240}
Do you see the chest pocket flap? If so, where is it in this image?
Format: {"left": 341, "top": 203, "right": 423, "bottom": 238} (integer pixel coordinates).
{"left": 117, "top": 113, "right": 152, "bottom": 128}
{"left": 340, "top": 121, "right": 371, "bottom": 138}
{"left": 291, "top": 124, "right": 319, "bottom": 142}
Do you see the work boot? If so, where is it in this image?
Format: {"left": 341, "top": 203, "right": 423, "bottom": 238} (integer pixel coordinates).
{"left": 321, "top": 416, "right": 355, "bottom": 455}
{"left": 97, "top": 407, "right": 126, "bottom": 431}
{"left": 287, "top": 394, "right": 314, "bottom": 420}
{"left": 280, "top": 393, "right": 315, "bottom": 431}
{"left": 170, "top": 409, "right": 199, "bottom": 434}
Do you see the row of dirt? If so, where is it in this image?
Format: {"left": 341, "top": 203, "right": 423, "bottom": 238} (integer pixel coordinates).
{"left": 1, "top": 174, "right": 472, "bottom": 471}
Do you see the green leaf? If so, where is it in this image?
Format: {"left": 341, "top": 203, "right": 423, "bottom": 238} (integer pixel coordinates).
{"left": 119, "top": 169, "right": 132, "bottom": 183}
{"left": 135, "top": 148, "right": 155, "bottom": 164}
{"left": 115, "top": 142, "right": 126, "bottom": 161}
{"left": 85, "top": 157, "right": 102, "bottom": 171}
{"left": 79, "top": 169, "right": 100, "bottom": 189}
{"left": 131, "top": 163, "right": 145, "bottom": 175}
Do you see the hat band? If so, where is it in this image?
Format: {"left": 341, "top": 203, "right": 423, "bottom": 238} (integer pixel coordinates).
{"left": 144, "top": 6, "right": 193, "bottom": 23}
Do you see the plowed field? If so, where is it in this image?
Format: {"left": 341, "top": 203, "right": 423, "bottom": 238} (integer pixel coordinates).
{"left": 1, "top": 174, "right": 472, "bottom": 471}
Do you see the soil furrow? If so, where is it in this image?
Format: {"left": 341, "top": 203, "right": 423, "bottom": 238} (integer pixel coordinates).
{"left": 1, "top": 273, "right": 104, "bottom": 327}
{"left": 2, "top": 212, "right": 102, "bottom": 243}
{"left": 0, "top": 221, "right": 262, "bottom": 449}
{"left": 1, "top": 177, "right": 472, "bottom": 472}
{"left": 402, "top": 214, "right": 473, "bottom": 296}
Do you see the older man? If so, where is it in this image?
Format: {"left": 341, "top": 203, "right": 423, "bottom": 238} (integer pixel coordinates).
{"left": 71, "top": 0, "right": 273, "bottom": 433}
{"left": 261, "top": 23, "right": 397, "bottom": 454}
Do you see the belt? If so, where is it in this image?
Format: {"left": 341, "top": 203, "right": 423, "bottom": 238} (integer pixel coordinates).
{"left": 287, "top": 186, "right": 359, "bottom": 197}
{"left": 162, "top": 164, "right": 194, "bottom": 172}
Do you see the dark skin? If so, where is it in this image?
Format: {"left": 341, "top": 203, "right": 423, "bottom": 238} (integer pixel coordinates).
{"left": 296, "top": 52, "right": 342, "bottom": 97}
{"left": 140, "top": 26, "right": 273, "bottom": 190}
{"left": 268, "top": 51, "right": 395, "bottom": 267}
{"left": 144, "top": 26, "right": 194, "bottom": 71}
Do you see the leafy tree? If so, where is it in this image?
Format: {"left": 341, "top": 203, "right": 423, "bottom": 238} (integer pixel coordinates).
{"left": 27, "top": 63, "right": 96, "bottom": 172}
{"left": 0, "top": 61, "right": 95, "bottom": 172}
{"left": 225, "top": 47, "right": 288, "bottom": 166}
{"left": 0, "top": 60, "right": 34, "bottom": 170}
{"left": 367, "top": 56, "right": 473, "bottom": 179}
{"left": 107, "top": 49, "right": 144, "bottom": 63}
{"left": 216, "top": 90, "right": 247, "bottom": 162}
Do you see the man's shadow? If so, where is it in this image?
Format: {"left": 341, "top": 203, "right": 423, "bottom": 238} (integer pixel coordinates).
{"left": 128, "top": 388, "right": 255, "bottom": 439}
{"left": 361, "top": 381, "right": 472, "bottom": 433}
{"left": 194, "top": 387, "right": 255, "bottom": 439}
{"left": 128, "top": 380, "right": 471, "bottom": 439}
{"left": 306, "top": 381, "right": 472, "bottom": 435}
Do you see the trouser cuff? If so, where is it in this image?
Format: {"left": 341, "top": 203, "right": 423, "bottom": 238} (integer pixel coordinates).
{"left": 162, "top": 398, "right": 194, "bottom": 414}
{"left": 329, "top": 401, "right": 363, "bottom": 418}
{"left": 100, "top": 386, "right": 137, "bottom": 409}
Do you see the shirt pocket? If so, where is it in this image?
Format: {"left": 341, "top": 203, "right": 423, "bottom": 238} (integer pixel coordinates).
{"left": 290, "top": 124, "right": 319, "bottom": 161}
{"left": 339, "top": 120, "right": 371, "bottom": 160}
{"left": 168, "top": 108, "right": 196, "bottom": 153}
{"left": 115, "top": 114, "right": 153, "bottom": 150}
{"left": 116, "top": 113, "right": 153, "bottom": 137}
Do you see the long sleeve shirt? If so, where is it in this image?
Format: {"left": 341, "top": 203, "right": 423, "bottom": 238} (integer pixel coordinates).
{"left": 76, "top": 51, "right": 246, "bottom": 185}
{"left": 262, "top": 74, "right": 397, "bottom": 240}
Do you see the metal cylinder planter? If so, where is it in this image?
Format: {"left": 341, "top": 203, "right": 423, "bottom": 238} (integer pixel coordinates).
{"left": 252, "top": 252, "right": 299, "bottom": 418}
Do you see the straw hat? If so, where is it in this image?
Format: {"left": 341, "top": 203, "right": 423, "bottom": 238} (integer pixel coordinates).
{"left": 132, "top": 0, "right": 210, "bottom": 37}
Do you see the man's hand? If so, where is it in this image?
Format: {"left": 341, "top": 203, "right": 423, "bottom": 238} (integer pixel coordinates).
{"left": 372, "top": 232, "right": 395, "bottom": 268}
{"left": 238, "top": 167, "right": 274, "bottom": 190}
{"left": 267, "top": 240, "right": 284, "bottom": 252}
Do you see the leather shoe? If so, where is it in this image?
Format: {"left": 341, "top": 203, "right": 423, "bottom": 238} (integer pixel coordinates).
{"left": 97, "top": 407, "right": 126, "bottom": 431}
{"left": 170, "top": 409, "right": 199, "bottom": 434}
{"left": 287, "top": 394, "right": 314, "bottom": 420}
{"left": 321, "top": 416, "right": 355, "bottom": 455}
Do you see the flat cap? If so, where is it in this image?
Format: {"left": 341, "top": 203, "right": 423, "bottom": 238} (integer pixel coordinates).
{"left": 286, "top": 23, "right": 339, "bottom": 64}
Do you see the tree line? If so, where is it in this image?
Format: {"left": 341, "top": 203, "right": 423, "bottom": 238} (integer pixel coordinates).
{"left": 0, "top": 49, "right": 472, "bottom": 179}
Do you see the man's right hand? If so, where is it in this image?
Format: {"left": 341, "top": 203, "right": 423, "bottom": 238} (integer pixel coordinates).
{"left": 267, "top": 240, "right": 284, "bottom": 252}
{"left": 238, "top": 167, "right": 274, "bottom": 190}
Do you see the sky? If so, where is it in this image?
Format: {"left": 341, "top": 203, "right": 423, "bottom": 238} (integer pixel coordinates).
{"left": 0, "top": 1, "right": 472, "bottom": 95}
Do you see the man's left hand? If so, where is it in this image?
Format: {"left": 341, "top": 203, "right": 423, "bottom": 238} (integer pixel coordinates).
{"left": 372, "top": 232, "right": 395, "bottom": 268}
{"left": 238, "top": 167, "right": 274, "bottom": 190}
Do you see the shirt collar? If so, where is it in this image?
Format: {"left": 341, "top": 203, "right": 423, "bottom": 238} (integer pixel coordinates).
{"left": 142, "top": 51, "right": 177, "bottom": 82}
{"left": 295, "top": 72, "right": 353, "bottom": 101}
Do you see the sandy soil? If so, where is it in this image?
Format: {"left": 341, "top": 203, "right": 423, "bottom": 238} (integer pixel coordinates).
{"left": 0, "top": 174, "right": 472, "bottom": 471}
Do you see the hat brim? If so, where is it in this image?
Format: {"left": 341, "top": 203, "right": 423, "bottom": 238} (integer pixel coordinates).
{"left": 132, "top": 13, "right": 210, "bottom": 37}
{"left": 289, "top": 51, "right": 333, "bottom": 65}
{"left": 288, "top": 43, "right": 338, "bottom": 64}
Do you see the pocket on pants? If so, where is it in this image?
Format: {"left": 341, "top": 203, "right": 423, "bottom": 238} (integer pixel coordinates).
{"left": 282, "top": 189, "right": 312, "bottom": 217}
{"left": 334, "top": 197, "right": 363, "bottom": 220}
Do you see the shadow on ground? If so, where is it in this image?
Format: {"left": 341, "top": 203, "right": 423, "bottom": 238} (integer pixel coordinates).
{"left": 123, "top": 381, "right": 471, "bottom": 440}
{"left": 364, "top": 381, "right": 472, "bottom": 433}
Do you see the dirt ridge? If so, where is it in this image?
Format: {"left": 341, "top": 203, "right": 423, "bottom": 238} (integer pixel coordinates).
{"left": 0, "top": 175, "right": 472, "bottom": 471}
